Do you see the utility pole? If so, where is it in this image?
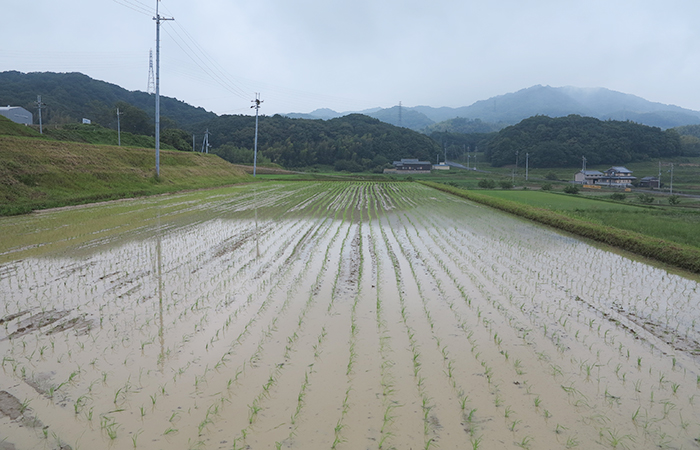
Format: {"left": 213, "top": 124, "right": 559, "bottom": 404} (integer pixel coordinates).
{"left": 582, "top": 155, "right": 587, "bottom": 172}
{"left": 192, "top": 134, "right": 195, "bottom": 152}
{"left": 669, "top": 163, "right": 674, "bottom": 195}
{"left": 515, "top": 150, "right": 519, "bottom": 174}
{"left": 153, "top": 0, "right": 174, "bottom": 178}
{"left": 35, "top": 95, "right": 45, "bottom": 134}
{"left": 201, "top": 129, "right": 210, "bottom": 153}
{"left": 526, "top": 152, "right": 529, "bottom": 181}
{"left": 251, "top": 93, "right": 263, "bottom": 177}
{"left": 116, "top": 107, "right": 123, "bottom": 146}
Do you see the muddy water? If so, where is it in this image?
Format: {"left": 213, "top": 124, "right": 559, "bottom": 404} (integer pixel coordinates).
{"left": 1, "top": 182, "right": 699, "bottom": 450}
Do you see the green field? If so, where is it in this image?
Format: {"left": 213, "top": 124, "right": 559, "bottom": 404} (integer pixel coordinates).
{"left": 474, "top": 189, "right": 646, "bottom": 210}
{"left": 474, "top": 190, "right": 700, "bottom": 249}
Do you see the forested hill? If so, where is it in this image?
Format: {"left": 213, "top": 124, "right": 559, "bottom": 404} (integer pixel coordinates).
{"left": 204, "top": 113, "right": 441, "bottom": 172}
{"left": 486, "top": 115, "right": 683, "bottom": 168}
{"left": 0, "top": 71, "right": 215, "bottom": 130}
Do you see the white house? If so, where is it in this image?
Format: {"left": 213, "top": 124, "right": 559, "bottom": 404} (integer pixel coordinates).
{"left": 601, "top": 166, "right": 635, "bottom": 187}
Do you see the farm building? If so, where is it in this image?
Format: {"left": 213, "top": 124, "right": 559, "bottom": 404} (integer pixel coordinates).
{"left": 0, "top": 106, "right": 32, "bottom": 125}
{"left": 638, "top": 176, "right": 660, "bottom": 188}
{"left": 574, "top": 170, "right": 604, "bottom": 185}
{"left": 384, "top": 158, "right": 433, "bottom": 174}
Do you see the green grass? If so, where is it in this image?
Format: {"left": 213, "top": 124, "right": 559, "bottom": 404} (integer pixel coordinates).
{"left": 42, "top": 123, "right": 164, "bottom": 148}
{"left": 0, "top": 115, "right": 46, "bottom": 138}
{"left": 0, "top": 135, "right": 250, "bottom": 215}
{"left": 475, "top": 190, "right": 700, "bottom": 249}
{"left": 476, "top": 190, "right": 647, "bottom": 211}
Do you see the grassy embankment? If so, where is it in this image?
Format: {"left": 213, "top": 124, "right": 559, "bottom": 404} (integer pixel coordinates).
{"left": 476, "top": 189, "right": 700, "bottom": 249}
{"left": 421, "top": 180, "right": 700, "bottom": 274}
{"left": 0, "top": 117, "right": 249, "bottom": 215}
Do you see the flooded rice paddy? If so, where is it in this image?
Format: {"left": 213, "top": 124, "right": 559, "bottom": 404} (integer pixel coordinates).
{"left": 1, "top": 181, "right": 700, "bottom": 450}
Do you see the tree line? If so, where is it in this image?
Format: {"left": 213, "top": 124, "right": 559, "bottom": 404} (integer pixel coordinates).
{"left": 204, "top": 113, "right": 440, "bottom": 172}
{"left": 485, "top": 115, "right": 684, "bottom": 168}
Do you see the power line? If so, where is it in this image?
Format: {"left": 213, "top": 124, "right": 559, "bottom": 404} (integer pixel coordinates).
{"left": 161, "top": 27, "right": 249, "bottom": 100}
{"left": 112, "top": 0, "right": 152, "bottom": 16}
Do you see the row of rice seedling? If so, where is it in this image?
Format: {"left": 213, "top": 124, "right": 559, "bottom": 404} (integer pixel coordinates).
{"left": 401, "top": 184, "right": 700, "bottom": 449}
{"left": 0, "top": 182, "right": 349, "bottom": 448}
{"left": 2, "top": 181, "right": 699, "bottom": 449}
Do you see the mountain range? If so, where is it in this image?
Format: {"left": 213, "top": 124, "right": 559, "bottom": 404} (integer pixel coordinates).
{"left": 287, "top": 85, "right": 700, "bottom": 131}
{"left": 3, "top": 71, "right": 700, "bottom": 134}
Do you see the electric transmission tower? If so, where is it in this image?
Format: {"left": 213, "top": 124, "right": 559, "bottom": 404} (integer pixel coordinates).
{"left": 251, "top": 93, "right": 263, "bottom": 177}
{"left": 147, "top": 49, "right": 156, "bottom": 95}
{"left": 153, "top": 1, "right": 174, "bottom": 177}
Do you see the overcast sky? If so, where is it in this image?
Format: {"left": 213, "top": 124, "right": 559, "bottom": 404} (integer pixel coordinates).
{"left": 3, "top": 0, "right": 700, "bottom": 116}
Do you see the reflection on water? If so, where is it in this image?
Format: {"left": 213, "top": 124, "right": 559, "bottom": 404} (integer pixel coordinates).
{"left": 156, "top": 207, "right": 165, "bottom": 371}
{"left": 0, "top": 182, "right": 699, "bottom": 450}
{"left": 255, "top": 185, "right": 260, "bottom": 259}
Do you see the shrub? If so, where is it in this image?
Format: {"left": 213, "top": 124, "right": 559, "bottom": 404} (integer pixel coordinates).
{"left": 541, "top": 183, "right": 552, "bottom": 191}
{"left": 499, "top": 180, "right": 513, "bottom": 189}
{"left": 478, "top": 179, "right": 497, "bottom": 189}
{"left": 545, "top": 172, "right": 559, "bottom": 180}
{"left": 637, "top": 193, "right": 655, "bottom": 204}
{"left": 669, "top": 195, "right": 681, "bottom": 205}
{"left": 563, "top": 185, "right": 580, "bottom": 194}
{"left": 610, "top": 192, "right": 626, "bottom": 201}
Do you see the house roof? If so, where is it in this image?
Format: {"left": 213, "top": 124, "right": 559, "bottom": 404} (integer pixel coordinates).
{"left": 393, "top": 160, "right": 431, "bottom": 166}
{"left": 609, "top": 166, "right": 632, "bottom": 173}
{"left": 580, "top": 170, "right": 603, "bottom": 175}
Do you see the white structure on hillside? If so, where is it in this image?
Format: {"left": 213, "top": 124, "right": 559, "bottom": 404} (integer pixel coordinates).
{"left": 574, "top": 170, "right": 604, "bottom": 184}
{"left": 0, "top": 106, "right": 32, "bottom": 125}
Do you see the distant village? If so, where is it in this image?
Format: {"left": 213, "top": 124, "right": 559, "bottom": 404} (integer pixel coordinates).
{"left": 574, "top": 166, "right": 659, "bottom": 188}
{"left": 383, "top": 158, "right": 661, "bottom": 189}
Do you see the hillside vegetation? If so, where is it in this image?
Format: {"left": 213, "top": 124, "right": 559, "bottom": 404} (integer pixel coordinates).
{"left": 0, "top": 71, "right": 215, "bottom": 130}
{"left": 0, "top": 128, "right": 248, "bottom": 215}
{"left": 486, "top": 115, "right": 683, "bottom": 167}
{"left": 205, "top": 113, "right": 441, "bottom": 172}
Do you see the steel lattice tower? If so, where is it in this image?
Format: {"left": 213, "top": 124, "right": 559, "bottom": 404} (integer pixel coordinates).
{"left": 147, "top": 49, "right": 156, "bottom": 95}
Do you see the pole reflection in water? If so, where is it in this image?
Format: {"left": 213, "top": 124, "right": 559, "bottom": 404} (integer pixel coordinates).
{"left": 254, "top": 185, "right": 260, "bottom": 259}
{"left": 156, "top": 207, "right": 165, "bottom": 371}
